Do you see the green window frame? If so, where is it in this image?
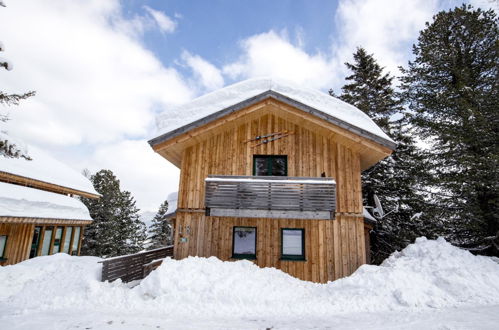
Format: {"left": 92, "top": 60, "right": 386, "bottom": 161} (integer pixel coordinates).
{"left": 280, "top": 228, "right": 305, "bottom": 261}
{"left": 232, "top": 226, "right": 257, "bottom": 260}
{"left": 0, "top": 235, "right": 7, "bottom": 260}
{"left": 253, "top": 155, "right": 287, "bottom": 176}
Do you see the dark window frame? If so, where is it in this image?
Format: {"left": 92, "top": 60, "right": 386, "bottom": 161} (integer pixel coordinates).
{"left": 232, "top": 226, "right": 257, "bottom": 260}
{"left": 280, "top": 228, "right": 306, "bottom": 261}
{"left": 253, "top": 155, "right": 288, "bottom": 176}
{"left": 0, "top": 235, "right": 8, "bottom": 260}
{"left": 29, "top": 226, "right": 42, "bottom": 258}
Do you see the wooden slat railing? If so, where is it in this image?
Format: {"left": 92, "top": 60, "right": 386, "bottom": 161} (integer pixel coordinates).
{"left": 205, "top": 176, "right": 336, "bottom": 220}
{"left": 99, "top": 246, "right": 173, "bottom": 283}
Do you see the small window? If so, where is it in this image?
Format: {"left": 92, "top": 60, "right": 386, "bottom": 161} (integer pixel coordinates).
{"left": 253, "top": 155, "right": 287, "bottom": 176}
{"left": 63, "top": 227, "right": 73, "bottom": 254}
{"left": 71, "top": 227, "right": 81, "bottom": 256}
{"left": 0, "top": 235, "right": 7, "bottom": 259}
{"left": 30, "top": 226, "right": 42, "bottom": 258}
{"left": 281, "top": 228, "right": 305, "bottom": 261}
{"left": 52, "top": 227, "right": 63, "bottom": 254}
{"left": 41, "top": 227, "right": 54, "bottom": 256}
{"left": 232, "top": 226, "right": 257, "bottom": 259}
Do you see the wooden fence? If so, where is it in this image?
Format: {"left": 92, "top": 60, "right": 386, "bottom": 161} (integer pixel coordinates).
{"left": 205, "top": 175, "right": 336, "bottom": 219}
{"left": 100, "top": 246, "right": 174, "bottom": 283}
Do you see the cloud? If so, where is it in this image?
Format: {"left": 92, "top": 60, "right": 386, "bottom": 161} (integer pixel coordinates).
{"left": 0, "top": 0, "right": 192, "bottom": 146}
{"left": 0, "top": 0, "right": 191, "bottom": 211}
{"left": 223, "top": 30, "right": 336, "bottom": 90}
{"left": 84, "top": 139, "right": 180, "bottom": 212}
{"left": 332, "top": 0, "right": 440, "bottom": 79}
{"left": 181, "top": 51, "right": 224, "bottom": 91}
{"left": 222, "top": 0, "right": 442, "bottom": 91}
{"left": 143, "top": 6, "right": 177, "bottom": 34}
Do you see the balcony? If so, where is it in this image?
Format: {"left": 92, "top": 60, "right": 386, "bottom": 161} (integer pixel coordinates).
{"left": 205, "top": 175, "right": 336, "bottom": 220}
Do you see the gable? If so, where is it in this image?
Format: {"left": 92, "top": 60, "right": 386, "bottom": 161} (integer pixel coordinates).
{"left": 151, "top": 97, "right": 393, "bottom": 170}
{"left": 150, "top": 78, "right": 396, "bottom": 153}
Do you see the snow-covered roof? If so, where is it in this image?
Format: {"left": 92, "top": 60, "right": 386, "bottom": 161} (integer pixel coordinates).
{"left": 151, "top": 78, "right": 396, "bottom": 150}
{"left": 0, "top": 182, "right": 93, "bottom": 221}
{"left": 165, "top": 191, "right": 178, "bottom": 217}
{"left": 0, "top": 134, "right": 98, "bottom": 197}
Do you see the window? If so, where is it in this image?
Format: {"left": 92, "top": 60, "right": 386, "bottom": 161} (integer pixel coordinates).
{"left": 71, "top": 227, "right": 81, "bottom": 256}
{"left": 0, "top": 235, "right": 7, "bottom": 259}
{"left": 253, "top": 155, "right": 287, "bottom": 176}
{"left": 281, "top": 228, "right": 305, "bottom": 261}
{"left": 52, "top": 227, "right": 63, "bottom": 254}
{"left": 29, "top": 227, "right": 42, "bottom": 258}
{"left": 63, "top": 227, "right": 73, "bottom": 254}
{"left": 41, "top": 227, "right": 54, "bottom": 256}
{"left": 232, "top": 226, "right": 257, "bottom": 259}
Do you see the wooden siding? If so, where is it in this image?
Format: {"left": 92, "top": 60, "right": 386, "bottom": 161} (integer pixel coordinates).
{"left": 173, "top": 213, "right": 366, "bottom": 282}
{"left": 0, "top": 222, "right": 34, "bottom": 265}
{"left": 178, "top": 109, "right": 363, "bottom": 215}
{"left": 164, "top": 108, "right": 369, "bottom": 282}
{"left": 0, "top": 222, "right": 86, "bottom": 266}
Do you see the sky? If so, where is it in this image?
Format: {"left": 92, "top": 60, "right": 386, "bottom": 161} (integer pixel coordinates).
{"left": 0, "top": 0, "right": 494, "bottom": 213}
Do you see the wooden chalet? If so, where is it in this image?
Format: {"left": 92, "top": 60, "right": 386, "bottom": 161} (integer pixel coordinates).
{"left": 0, "top": 142, "right": 99, "bottom": 265}
{"left": 149, "top": 78, "right": 395, "bottom": 282}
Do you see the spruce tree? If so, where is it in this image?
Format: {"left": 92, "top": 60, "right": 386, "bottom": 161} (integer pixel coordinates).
{"left": 339, "top": 47, "right": 436, "bottom": 263}
{"left": 148, "top": 200, "right": 173, "bottom": 249}
{"left": 0, "top": 2, "right": 35, "bottom": 159}
{"left": 81, "top": 170, "right": 146, "bottom": 257}
{"left": 401, "top": 5, "right": 499, "bottom": 255}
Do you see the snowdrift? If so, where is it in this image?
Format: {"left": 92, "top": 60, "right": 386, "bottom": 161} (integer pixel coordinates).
{"left": 1, "top": 238, "right": 499, "bottom": 319}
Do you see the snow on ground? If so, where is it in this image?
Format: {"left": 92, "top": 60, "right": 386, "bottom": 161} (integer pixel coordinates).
{"left": 1, "top": 237, "right": 499, "bottom": 329}
{"left": 0, "top": 182, "right": 93, "bottom": 220}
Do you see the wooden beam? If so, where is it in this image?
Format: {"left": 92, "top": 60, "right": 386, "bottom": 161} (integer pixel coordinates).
{"left": 0, "top": 216, "right": 92, "bottom": 225}
{"left": 208, "top": 208, "right": 333, "bottom": 220}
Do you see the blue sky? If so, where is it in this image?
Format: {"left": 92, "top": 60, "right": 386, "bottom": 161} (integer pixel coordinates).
{"left": 125, "top": 0, "right": 339, "bottom": 74}
{"left": 0, "top": 0, "right": 493, "bottom": 212}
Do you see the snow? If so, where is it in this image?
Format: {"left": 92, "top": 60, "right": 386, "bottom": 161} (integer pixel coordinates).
{"left": 154, "top": 77, "right": 395, "bottom": 145}
{"left": 205, "top": 177, "right": 336, "bottom": 184}
{"left": 0, "top": 133, "right": 98, "bottom": 196}
{"left": 0, "top": 182, "right": 92, "bottom": 221}
{"left": 1, "top": 237, "right": 499, "bottom": 329}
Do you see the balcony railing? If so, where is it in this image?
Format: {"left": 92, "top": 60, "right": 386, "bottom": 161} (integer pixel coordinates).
{"left": 205, "top": 175, "right": 336, "bottom": 220}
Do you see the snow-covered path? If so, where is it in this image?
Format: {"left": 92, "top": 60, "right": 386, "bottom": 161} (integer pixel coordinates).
{"left": 1, "top": 237, "right": 499, "bottom": 329}
{"left": 2, "top": 305, "right": 499, "bottom": 330}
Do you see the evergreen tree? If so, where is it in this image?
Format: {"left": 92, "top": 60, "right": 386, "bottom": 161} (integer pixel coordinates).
{"left": 148, "top": 200, "right": 173, "bottom": 249}
{"left": 401, "top": 5, "right": 499, "bottom": 255}
{"left": 339, "top": 47, "right": 437, "bottom": 263}
{"left": 0, "top": 2, "right": 35, "bottom": 159}
{"left": 81, "top": 170, "right": 147, "bottom": 257}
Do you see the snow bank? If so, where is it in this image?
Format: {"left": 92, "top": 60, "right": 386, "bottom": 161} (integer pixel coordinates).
{"left": 1, "top": 238, "right": 498, "bottom": 319}
{"left": 0, "top": 133, "right": 98, "bottom": 196}
{"left": 154, "top": 78, "right": 394, "bottom": 145}
{"left": 0, "top": 182, "right": 93, "bottom": 220}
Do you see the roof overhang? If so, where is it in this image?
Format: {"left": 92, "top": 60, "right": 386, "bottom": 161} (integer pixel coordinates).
{"left": 0, "top": 216, "right": 92, "bottom": 225}
{"left": 0, "top": 171, "right": 100, "bottom": 199}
